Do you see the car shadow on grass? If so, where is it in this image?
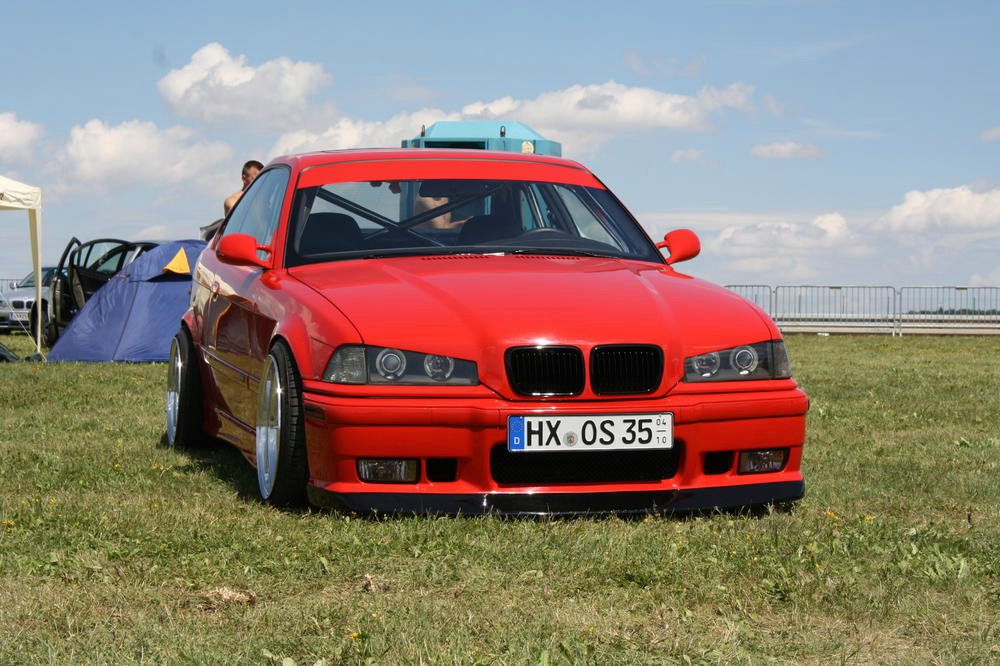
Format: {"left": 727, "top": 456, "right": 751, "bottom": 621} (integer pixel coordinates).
{"left": 157, "top": 433, "right": 262, "bottom": 505}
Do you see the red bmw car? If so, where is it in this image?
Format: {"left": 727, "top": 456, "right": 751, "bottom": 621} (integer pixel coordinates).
{"left": 166, "top": 149, "right": 808, "bottom": 515}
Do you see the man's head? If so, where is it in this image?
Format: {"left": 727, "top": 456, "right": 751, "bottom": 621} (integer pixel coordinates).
{"left": 241, "top": 160, "right": 264, "bottom": 189}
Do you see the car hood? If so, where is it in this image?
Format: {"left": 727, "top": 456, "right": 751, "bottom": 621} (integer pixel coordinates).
{"left": 289, "top": 255, "right": 775, "bottom": 394}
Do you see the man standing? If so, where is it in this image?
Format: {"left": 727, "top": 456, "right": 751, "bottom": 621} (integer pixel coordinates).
{"left": 224, "top": 160, "right": 264, "bottom": 215}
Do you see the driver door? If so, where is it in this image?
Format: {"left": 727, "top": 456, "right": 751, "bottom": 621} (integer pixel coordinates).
{"left": 199, "top": 167, "right": 290, "bottom": 449}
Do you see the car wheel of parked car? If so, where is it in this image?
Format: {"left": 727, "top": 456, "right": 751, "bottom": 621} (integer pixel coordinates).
{"left": 166, "top": 328, "right": 205, "bottom": 447}
{"left": 42, "top": 319, "right": 59, "bottom": 348}
{"left": 255, "top": 342, "right": 309, "bottom": 506}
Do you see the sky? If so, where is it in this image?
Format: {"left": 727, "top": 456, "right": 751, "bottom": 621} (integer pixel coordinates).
{"left": 1, "top": 0, "right": 998, "bottom": 287}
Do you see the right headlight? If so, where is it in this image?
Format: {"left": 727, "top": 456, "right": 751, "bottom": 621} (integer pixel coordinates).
{"left": 683, "top": 340, "right": 791, "bottom": 382}
{"left": 324, "top": 345, "right": 478, "bottom": 385}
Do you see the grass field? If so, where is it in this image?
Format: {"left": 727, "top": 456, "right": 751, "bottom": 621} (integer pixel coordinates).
{"left": 1, "top": 333, "right": 997, "bottom": 664}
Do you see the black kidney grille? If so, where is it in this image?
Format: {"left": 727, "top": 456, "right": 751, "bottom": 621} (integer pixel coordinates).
{"left": 506, "top": 346, "right": 584, "bottom": 396}
{"left": 590, "top": 345, "right": 664, "bottom": 394}
{"left": 490, "top": 445, "right": 680, "bottom": 485}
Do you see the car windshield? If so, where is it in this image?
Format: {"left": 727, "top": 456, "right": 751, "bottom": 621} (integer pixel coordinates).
{"left": 17, "top": 267, "right": 55, "bottom": 288}
{"left": 285, "top": 179, "right": 662, "bottom": 267}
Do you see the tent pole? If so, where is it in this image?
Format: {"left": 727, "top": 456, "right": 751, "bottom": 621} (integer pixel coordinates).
{"left": 28, "top": 208, "right": 42, "bottom": 355}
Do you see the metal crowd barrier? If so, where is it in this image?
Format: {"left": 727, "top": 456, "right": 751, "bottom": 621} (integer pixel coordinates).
{"left": 726, "top": 285, "right": 1000, "bottom": 335}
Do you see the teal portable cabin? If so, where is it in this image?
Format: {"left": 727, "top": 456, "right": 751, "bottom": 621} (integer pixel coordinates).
{"left": 402, "top": 121, "right": 562, "bottom": 157}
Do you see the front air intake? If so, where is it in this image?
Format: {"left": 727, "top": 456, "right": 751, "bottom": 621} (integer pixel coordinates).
{"left": 590, "top": 345, "right": 664, "bottom": 394}
{"left": 505, "top": 346, "right": 584, "bottom": 396}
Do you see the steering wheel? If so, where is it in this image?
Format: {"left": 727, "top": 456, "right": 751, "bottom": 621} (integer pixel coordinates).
{"left": 518, "top": 227, "right": 570, "bottom": 238}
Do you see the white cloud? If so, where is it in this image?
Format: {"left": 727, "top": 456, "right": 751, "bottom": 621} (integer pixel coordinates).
{"left": 157, "top": 43, "right": 331, "bottom": 129}
{"left": 273, "top": 80, "right": 756, "bottom": 157}
{"left": 462, "top": 81, "right": 753, "bottom": 142}
{"left": 881, "top": 185, "right": 1000, "bottom": 235}
{"left": 640, "top": 198, "right": 998, "bottom": 286}
{"left": 272, "top": 109, "right": 460, "bottom": 155}
{"left": 969, "top": 267, "right": 1000, "bottom": 286}
{"left": 751, "top": 141, "right": 824, "bottom": 159}
{"left": 51, "top": 119, "right": 232, "bottom": 192}
{"left": 761, "top": 95, "right": 785, "bottom": 117}
{"left": 671, "top": 148, "right": 703, "bottom": 164}
{"left": 0, "top": 112, "right": 44, "bottom": 163}
{"left": 638, "top": 210, "right": 815, "bottom": 235}
{"left": 981, "top": 126, "right": 1000, "bottom": 143}
{"left": 706, "top": 212, "right": 870, "bottom": 280}
{"left": 135, "top": 224, "right": 171, "bottom": 239}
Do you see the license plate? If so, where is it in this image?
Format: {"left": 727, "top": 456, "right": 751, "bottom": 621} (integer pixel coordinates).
{"left": 508, "top": 413, "right": 673, "bottom": 452}
{"left": 11, "top": 312, "right": 28, "bottom": 321}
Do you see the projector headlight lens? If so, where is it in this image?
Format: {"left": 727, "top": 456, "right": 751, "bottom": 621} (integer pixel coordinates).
{"left": 684, "top": 341, "right": 791, "bottom": 382}
{"left": 423, "top": 354, "right": 455, "bottom": 381}
{"left": 731, "top": 346, "right": 759, "bottom": 375}
{"left": 691, "top": 352, "right": 721, "bottom": 378}
{"left": 375, "top": 348, "right": 407, "bottom": 380}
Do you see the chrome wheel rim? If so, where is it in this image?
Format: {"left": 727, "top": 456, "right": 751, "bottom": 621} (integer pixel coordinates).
{"left": 256, "top": 356, "right": 282, "bottom": 499}
{"left": 165, "top": 337, "right": 181, "bottom": 445}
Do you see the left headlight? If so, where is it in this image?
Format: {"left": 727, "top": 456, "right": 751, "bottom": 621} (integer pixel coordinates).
{"left": 683, "top": 340, "right": 791, "bottom": 382}
{"left": 324, "top": 345, "right": 479, "bottom": 385}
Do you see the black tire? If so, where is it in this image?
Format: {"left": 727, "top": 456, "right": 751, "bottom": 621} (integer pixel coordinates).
{"left": 42, "top": 317, "right": 59, "bottom": 349}
{"left": 166, "top": 327, "right": 205, "bottom": 448}
{"left": 29, "top": 302, "right": 48, "bottom": 347}
{"left": 255, "top": 342, "right": 309, "bottom": 507}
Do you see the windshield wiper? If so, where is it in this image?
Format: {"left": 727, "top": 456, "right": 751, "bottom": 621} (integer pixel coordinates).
{"left": 503, "top": 248, "right": 619, "bottom": 258}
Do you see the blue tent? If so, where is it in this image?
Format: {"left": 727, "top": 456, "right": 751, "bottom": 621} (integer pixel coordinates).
{"left": 47, "top": 240, "right": 206, "bottom": 362}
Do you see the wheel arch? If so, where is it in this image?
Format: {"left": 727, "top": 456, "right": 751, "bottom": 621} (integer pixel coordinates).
{"left": 267, "top": 313, "right": 342, "bottom": 382}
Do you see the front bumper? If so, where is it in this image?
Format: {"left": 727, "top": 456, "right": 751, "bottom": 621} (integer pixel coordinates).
{"left": 0, "top": 311, "right": 29, "bottom": 331}
{"left": 300, "top": 385, "right": 808, "bottom": 516}
{"left": 307, "top": 480, "right": 805, "bottom": 516}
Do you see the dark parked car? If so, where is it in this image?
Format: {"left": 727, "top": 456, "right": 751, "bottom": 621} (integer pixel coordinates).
{"left": 40, "top": 237, "right": 157, "bottom": 346}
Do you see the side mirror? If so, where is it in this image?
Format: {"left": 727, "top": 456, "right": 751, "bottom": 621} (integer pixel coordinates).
{"left": 656, "top": 229, "right": 700, "bottom": 265}
{"left": 217, "top": 233, "right": 270, "bottom": 269}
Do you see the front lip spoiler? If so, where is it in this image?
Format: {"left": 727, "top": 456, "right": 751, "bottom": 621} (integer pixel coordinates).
{"left": 306, "top": 480, "right": 804, "bottom": 517}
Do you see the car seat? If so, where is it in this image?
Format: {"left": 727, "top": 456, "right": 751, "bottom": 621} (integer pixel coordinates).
{"left": 457, "top": 211, "right": 522, "bottom": 245}
{"left": 299, "top": 213, "right": 363, "bottom": 255}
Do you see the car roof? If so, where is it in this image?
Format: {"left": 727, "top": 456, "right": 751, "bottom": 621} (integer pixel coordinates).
{"left": 269, "top": 148, "right": 590, "bottom": 173}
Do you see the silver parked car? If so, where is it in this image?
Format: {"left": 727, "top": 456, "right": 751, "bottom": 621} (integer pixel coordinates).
{"left": 0, "top": 267, "right": 56, "bottom": 334}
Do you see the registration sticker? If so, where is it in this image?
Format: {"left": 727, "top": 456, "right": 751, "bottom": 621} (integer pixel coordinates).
{"left": 508, "top": 413, "right": 673, "bottom": 452}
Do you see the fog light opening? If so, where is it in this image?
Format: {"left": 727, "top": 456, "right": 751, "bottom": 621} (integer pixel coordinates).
{"left": 738, "top": 448, "right": 788, "bottom": 474}
{"left": 703, "top": 451, "right": 734, "bottom": 475}
{"left": 357, "top": 458, "right": 419, "bottom": 483}
{"left": 426, "top": 457, "right": 458, "bottom": 482}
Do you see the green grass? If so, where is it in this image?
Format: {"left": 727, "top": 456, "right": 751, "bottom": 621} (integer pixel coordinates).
{"left": 1, "top": 333, "right": 997, "bottom": 664}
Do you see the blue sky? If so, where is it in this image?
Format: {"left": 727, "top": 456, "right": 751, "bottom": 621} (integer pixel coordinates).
{"left": 1, "top": 0, "right": 998, "bottom": 286}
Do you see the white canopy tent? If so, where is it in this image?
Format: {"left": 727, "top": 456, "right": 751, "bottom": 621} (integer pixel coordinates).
{"left": 0, "top": 175, "right": 43, "bottom": 354}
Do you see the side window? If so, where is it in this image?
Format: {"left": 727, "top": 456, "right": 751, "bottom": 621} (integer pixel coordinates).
{"left": 77, "top": 241, "right": 125, "bottom": 272}
{"left": 554, "top": 185, "right": 619, "bottom": 247}
{"left": 92, "top": 246, "right": 128, "bottom": 274}
{"left": 222, "top": 168, "right": 290, "bottom": 258}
